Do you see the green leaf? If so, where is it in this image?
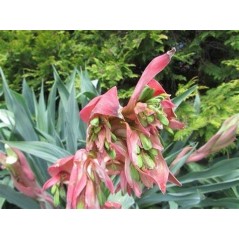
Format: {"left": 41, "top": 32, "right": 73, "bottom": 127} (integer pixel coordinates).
{"left": 77, "top": 69, "right": 99, "bottom": 107}
{"left": 3, "top": 141, "right": 71, "bottom": 163}
{"left": 172, "top": 85, "right": 197, "bottom": 109}
{"left": 22, "top": 79, "right": 36, "bottom": 116}
{"left": 107, "top": 191, "right": 135, "bottom": 209}
{"left": 179, "top": 157, "right": 239, "bottom": 184}
{"left": 137, "top": 191, "right": 202, "bottom": 208}
{"left": 197, "top": 198, "right": 239, "bottom": 209}
{"left": 0, "top": 184, "right": 40, "bottom": 209}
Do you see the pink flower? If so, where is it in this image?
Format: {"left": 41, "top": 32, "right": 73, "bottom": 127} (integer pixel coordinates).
{"left": 80, "top": 87, "right": 123, "bottom": 161}
{"left": 117, "top": 49, "right": 182, "bottom": 195}
{"left": 80, "top": 86, "right": 121, "bottom": 123}
{"left": 77, "top": 49, "right": 183, "bottom": 200}
{"left": 124, "top": 48, "right": 176, "bottom": 114}
{"left": 44, "top": 149, "right": 114, "bottom": 209}
{"left": 124, "top": 124, "right": 181, "bottom": 196}
{"left": 43, "top": 155, "right": 74, "bottom": 190}
{"left": 187, "top": 114, "right": 239, "bottom": 162}
{"left": 170, "top": 114, "right": 239, "bottom": 167}
{"left": 0, "top": 146, "right": 52, "bottom": 207}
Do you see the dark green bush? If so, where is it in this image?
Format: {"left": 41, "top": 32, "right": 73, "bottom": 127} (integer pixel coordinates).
{"left": 0, "top": 30, "right": 238, "bottom": 141}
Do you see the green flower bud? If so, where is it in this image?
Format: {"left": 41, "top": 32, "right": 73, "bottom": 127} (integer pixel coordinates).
{"left": 77, "top": 200, "right": 85, "bottom": 209}
{"left": 165, "top": 127, "right": 174, "bottom": 135}
{"left": 143, "top": 153, "right": 155, "bottom": 169}
{"left": 147, "top": 114, "right": 155, "bottom": 124}
{"left": 108, "top": 149, "right": 116, "bottom": 159}
{"left": 156, "top": 112, "right": 169, "bottom": 126}
{"left": 51, "top": 184, "right": 58, "bottom": 195}
{"left": 130, "top": 165, "right": 140, "bottom": 181}
{"left": 59, "top": 186, "right": 66, "bottom": 200}
{"left": 139, "top": 117, "right": 148, "bottom": 127}
{"left": 53, "top": 187, "right": 60, "bottom": 207}
{"left": 90, "top": 133, "right": 97, "bottom": 142}
{"left": 138, "top": 86, "right": 154, "bottom": 102}
{"left": 111, "top": 133, "right": 117, "bottom": 142}
{"left": 139, "top": 133, "right": 152, "bottom": 151}
{"left": 148, "top": 148, "right": 158, "bottom": 158}
{"left": 97, "top": 190, "right": 107, "bottom": 207}
{"left": 104, "top": 141, "right": 110, "bottom": 150}
{"left": 94, "top": 126, "right": 102, "bottom": 134}
{"left": 136, "top": 154, "right": 143, "bottom": 168}
{"left": 135, "top": 145, "right": 141, "bottom": 154}
{"left": 90, "top": 117, "right": 100, "bottom": 127}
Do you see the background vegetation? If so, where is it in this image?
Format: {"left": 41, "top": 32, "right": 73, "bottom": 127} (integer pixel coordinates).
{"left": 0, "top": 30, "right": 238, "bottom": 142}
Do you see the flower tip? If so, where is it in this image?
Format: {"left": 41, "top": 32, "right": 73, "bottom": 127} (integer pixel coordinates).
{"left": 167, "top": 47, "right": 176, "bottom": 59}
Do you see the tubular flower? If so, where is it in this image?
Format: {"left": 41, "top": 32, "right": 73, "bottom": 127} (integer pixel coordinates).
{"left": 44, "top": 149, "right": 115, "bottom": 209}
{"left": 0, "top": 145, "right": 52, "bottom": 208}
{"left": 186, "top": 114, "right": 239, "bottom": 162}
{"left": 67, "top": 149, "right": 114, "bottom": 209}
{"left": 119, "top": 49, "right": 182, "bottom": 195}
{"left": 170, "top": 114, "right": 239, "bottom": 168}
{"left": 80, "top": 86, "right": 123, "bottom": 160}
{"left": 124, "top": 124, "right": 181, "bottom": 196}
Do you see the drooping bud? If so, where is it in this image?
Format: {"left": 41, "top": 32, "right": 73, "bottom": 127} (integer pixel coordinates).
{"left": 94, "top": 126, "right": 102, "bottom": 134}
{"left": 53, "top": 186, "right": 60, "bottom": 207}
{"left": 138, "top": 86, "right": 155, "bottom": 102}
{"left": 135, "top": 145, "right": 141, "bottom": 154}
{"left": 148, "top": 148, "right": 158, "bottom": 158}
{"left": 142, "top": 152, "right": 155, "bottom": 169}
{"left": 156, "top": 112, "right": 169, "bottom": 126}
{"left": 139, "top": 116, "right": 148, "bottom": 127}
{"left": 136, "top": 154, "right": 143, "bottom": 168}
{"left": 108, "top": 149, "right": 116, "bottom": 159}
{"left": 147, "top": 114, "right": 155, "bottom": 124}
{"left": 111, "top": 133, "right": 117, "bottom": 142}
{"left": 97, "top": 190, "right": 107, "bottom": 207}
{"left": 130, "top": 165, "right": 140, "bottom": 181}
{"left": 104, "top": 141, "right": 110, "bottom": 150}
{"left": 90, "top": 117, "right": 100, "bottom": 127}
{"left": 139, "top": 133, "right": 152, "bottom": 151}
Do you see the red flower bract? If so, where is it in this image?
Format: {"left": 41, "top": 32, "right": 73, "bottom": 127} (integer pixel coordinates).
{"left": 80, "top": 86, "right": 121, "bottom": 123}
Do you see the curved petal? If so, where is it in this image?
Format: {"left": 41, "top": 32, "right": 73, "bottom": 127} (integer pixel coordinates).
{"left": 126, "top": 124, "right": 140, "bottom": 165}
{"left": 48, "top": 156, "right": 74, "bottom": 176}
{"left": 80, "top": 87, "right": 120, "bottom": 123}
{"left": 14, "top": 149, "right": 35, "bottom": 181}
{"left": 168, "top": 172, "right": 182, "bottom": 186}
{"left": 147, "top": 79, "right": 166, "bottom": 96}
{"left": 125, "top": 48, "right": 176, "bottom": 112}
{"left": 93, "top": 160, "right": 114, "bottom": 193}
{"left": 169, "top": 119, "right": 184, "bottom": 130}
{"left": 149, "top": 153, "right": 170, "bottom": 194}
{"left": 67, "top": 150, "right": 87, "bottom": 209}
{"left": 13, "top": 180, "right": 38, "bottom": 198}
{"left": 124, "top": 156, "right": 142, "bottom": 197}
{"left": 79, "top": 95, "right": 101, "bottom": 123}
{"left": 43, "top": 174, "right": 61, "bottom": 190}
{"left": 85, "top": 180, "right": 99, "bottom": 209}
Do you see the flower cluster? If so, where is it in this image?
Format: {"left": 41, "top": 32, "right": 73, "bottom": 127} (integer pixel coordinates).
{"left": 44, "top": 48, "right": 183, "bottom": 208}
